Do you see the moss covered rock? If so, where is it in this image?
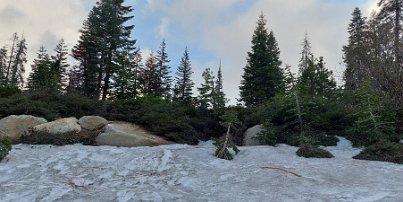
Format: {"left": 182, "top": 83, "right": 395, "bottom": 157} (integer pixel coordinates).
{"left": 296, "top": 144, "right": 334, "bottom": 158}
{"left": 353, "top": 141, "right": 403, "bottom": 164}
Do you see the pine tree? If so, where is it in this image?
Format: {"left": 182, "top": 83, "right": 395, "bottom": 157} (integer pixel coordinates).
{"left": 197, "top": 67, "right": 215, "bottom": 109}
{"left": 240, "top": 13, "right": 284, "bottom": 106}
{"left": 377, "top": 0, "right": 403, "bottom": 65}
{"left": 112, "top": 48, "right": 142, "bottom": 99}
{"left": 299, "top": 33, "right": 314, "bottom": 75}
{"left": 213, "top": 61, "right": 227, "bottom": 113}
{"left": 141, "top": 52, "right": 160, "bottom": 96}
{"left": 5, "top": 33, "right": 18, "bottom": 85}
{"left": 27, "top": 46, "right": 53, "bottom": 91}
{"left": 51, "top": 39, "right": 69, "bottom": 92}
{"left": 9, "top": 36, "right": 27, "bottom": 88}
{"left": 297, "top": 36, "right": 336, "bottom": 97}
{"left": 173, "top": 47, "right": 194, "bottom": 102}
{"left": 73, "top": 0, "right": 136, "bottom": 99}
{"left": 156, "top": 39, "right": 172, "bottom": 99}
{"left": 0, "top": 47, "right": 7, "bottom": 86}
{"left": 343, "top": 8, "right": 368, "bottom": 91}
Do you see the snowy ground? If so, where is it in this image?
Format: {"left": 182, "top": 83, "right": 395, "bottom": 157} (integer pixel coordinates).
{"left": 1, "top": 137, "right": 403, "bottom": 202}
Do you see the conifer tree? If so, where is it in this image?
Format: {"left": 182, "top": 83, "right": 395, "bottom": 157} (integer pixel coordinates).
{"left": 299, "top": 33, "right": 314, "bottom": 75}
{"left": 51, "top": 39, "right": 69, "bottom": 91}
{"left": 297, "top": 36, "right": 336, "bottom": 97}
{"left": 156, "top": 39, "right": 172, "bottom": 98}
{"left": 73, "top": 0, "right": 136, "bottom": 99}
{"left": 197, "top": 67, "right": 215, "bottom": 109}
{"left": 5, "top": 33, "right": 18, "bottom": 85}
{"left": 343, "top": 8, "right": 368, "bottom": 91}
{"left": 141, "top": 52, "right": 160, "bottom": 96}
{"left": 240, "top": 13, "right": 284, "bottom": 106}
{"left": 213, "top": 61, "right": 227, "bottom": 112}
{"left": 0, "top": 47, "right": 7, "bottom": 86}
{"left": 112, "top": 49, "right": 142, "bottom": 99}
{"left": 9, "top": 36, "right": 27, "bottom": 88}
{"left": 27, "top": 46, "right": 53, "bottom": 91}
{"left": 173, "top": 47, "right": 194, "bottom": 102}
{"left": 377, "top": 0, "right": 403, "bottom": 65}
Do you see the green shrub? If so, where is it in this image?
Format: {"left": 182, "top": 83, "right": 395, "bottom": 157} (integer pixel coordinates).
{"left": 20, "top": 129, "right": 101, "bottom": 146}
{"left": 0, "top": 91, "right": 100, "bottom": 120}
{"left": 353, "top": 141, "right": 403, "bottom": 164}
{"left": 252, "top": 93, "right": 344, "bottom": 147}
{"left": 112, "top": 96, "right": 223, "bottom": 145}
{"left": 345, "top": 83, "right": 399, "bottom": 147}
{"left": 0, "top": 137, "right": 12, "bottom": 162}
{"left": 0, "top": 86, "right": 21, "bottom": 98}
{"left": 296, "top": 144, "right": 334, "bottom": 158}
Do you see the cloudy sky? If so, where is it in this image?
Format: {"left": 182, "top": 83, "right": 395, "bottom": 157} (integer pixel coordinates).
{"left": 0, "top": 0, "right": 379, "bottom": 104}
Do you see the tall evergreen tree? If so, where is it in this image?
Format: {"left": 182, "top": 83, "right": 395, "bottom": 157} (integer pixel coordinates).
{"left": 213, "top": 61, "right": 227, "bottom": 112}
{"left": 72, "top": 0, "right": 136, "bottom": 99}
{"left": 112, "top": 48, "right": 142, "bottom": 99}
{"left": 299, "top": 33, "right": 314, "bottom": 75}
{"left": 239, "top": 13, "right": 284, "bottom": 106}
{"left": 27, "top": 46, "right": 53, "bottom": 91}
{"left": 0, "top": 47, "right": 7, "bottom": 85}
{"left": 173, "top": 47, "right": 194, "bottom": 102}
{"left": 141, "top": 52, "right": 160, "bottom": 96}
{"left": 5, "top": 33, "right": 18, "bottom": 85}
{"left": 51, "top": 39, "right": 69, "bottom": 91}
{"left": 297, "top": 55, "right": 336, "bottom": 97}
{"left": 9, "top": 36, "right": 27, "bottom": 88}
{"left": 343, "top": 8, "right": 368, "bottom": 91}
{"left": 156, "top": 39, "right": 172, "bottom": 98}
{"left": 377, "top": 0, "right": 403, "bottom": 65}
{"left": 198, "top": 67, "right": 215, "bottom": 109}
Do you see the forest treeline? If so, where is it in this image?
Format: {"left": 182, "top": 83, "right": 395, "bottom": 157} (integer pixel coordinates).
{"left": 0, "top": 0, "right": 402, "bottom": 148}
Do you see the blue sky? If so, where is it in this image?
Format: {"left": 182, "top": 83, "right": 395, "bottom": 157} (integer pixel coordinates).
{"left": 0, "top": 0, "right": 379, "bottom": 104}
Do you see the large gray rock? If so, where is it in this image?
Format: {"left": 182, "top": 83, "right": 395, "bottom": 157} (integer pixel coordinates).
{"left": 78, "top": 116, "right": 108, "bottom": 131}
{"left": 96, "top": 122, "right": 171, "bottom": 147}
{"left": 33, "top": 117, "right": 81, "bottom": 135}
{"left": 243, "top": 125, "right": 263, "bottom": 146}
{"left": 0, "top": 115, "right": 47, "bottom": 141}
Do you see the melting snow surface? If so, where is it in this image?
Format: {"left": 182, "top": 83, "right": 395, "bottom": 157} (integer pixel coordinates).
{"left": 1, "top": 138, "right": 403, "bottom": 202}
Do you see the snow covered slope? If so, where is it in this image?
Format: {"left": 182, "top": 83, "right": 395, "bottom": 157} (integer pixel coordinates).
{"left": 0, "top": 138, "right": 402, "bottom": 202}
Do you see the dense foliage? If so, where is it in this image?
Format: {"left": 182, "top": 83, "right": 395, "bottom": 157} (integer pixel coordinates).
{"left": 239, "top": 14, "right": 284, "bottom": 107}
{"left": 0, "top": 137, "right": 12, "bottom": 162}
{"left": 296, "top": 144, "right": 334, "bottom": 158}
{"left": 353, "top": 141, "right": 403, "bottom": 164}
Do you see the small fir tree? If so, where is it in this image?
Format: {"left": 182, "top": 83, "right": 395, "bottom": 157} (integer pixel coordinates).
{"left": 173, "top": 47, "right": 194, "bottom": 102}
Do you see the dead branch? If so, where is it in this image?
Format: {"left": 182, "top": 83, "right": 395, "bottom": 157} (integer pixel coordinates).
{"left": 261, "top": 166, "right": 302, "bottom": 177}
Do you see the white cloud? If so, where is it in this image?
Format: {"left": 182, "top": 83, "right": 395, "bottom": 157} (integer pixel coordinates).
{"left": 363, "top": 0, "right": 379, "bottom": 16}
{"left": 158, "top": 17, "right": 170, "bottom": 38}
{"left": 0, "top": 0, "right": 94, "bottom": 78}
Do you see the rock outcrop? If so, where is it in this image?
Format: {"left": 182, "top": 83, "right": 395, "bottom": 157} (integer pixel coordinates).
{"left": 0, "top": 115, "right": 47, "bottom": 141}
{"left": 33, "top": 117, "right": 81, "bottom": 135}
{"left": 78, "top": 116, "right": 108, "bottom": 131}
{"left": 96, "top": 122, "right": 171, "bottom": 147}
{"left": 243, "top": 125, "right": 263, "bottom": 146}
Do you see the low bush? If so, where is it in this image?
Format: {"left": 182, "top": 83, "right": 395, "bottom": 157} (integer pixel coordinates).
{"left": 353, "top": 141, "right": 403, "bottom": 164}
{"left": 19, "top": 129, "right": 101, "bottom": 146}
{"left": 296, "top": 144, "right": 334, "bottom": 158}
{"left": 112, "top": 96, "right": 224, "bottom": 145}
{"left": 0, "top": 85, "right": 21, "bottom": 98}
{"left": 252, "top": 93, "right": 345, "bottom": 147}
{"left": 0, "top": 137, "right": 12, "bottom": 162}
{"left": 0, "top": 91, "right": 100, "bottom": 121}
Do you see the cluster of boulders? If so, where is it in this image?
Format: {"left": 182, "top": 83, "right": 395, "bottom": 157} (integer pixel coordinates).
{"left": 0, "top": 115, "right": 171, "bottom": 147}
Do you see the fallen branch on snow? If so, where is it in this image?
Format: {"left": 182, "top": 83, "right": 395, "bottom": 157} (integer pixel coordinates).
{"left": 261, "top": 166, "right": 302, "bottom": 177}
